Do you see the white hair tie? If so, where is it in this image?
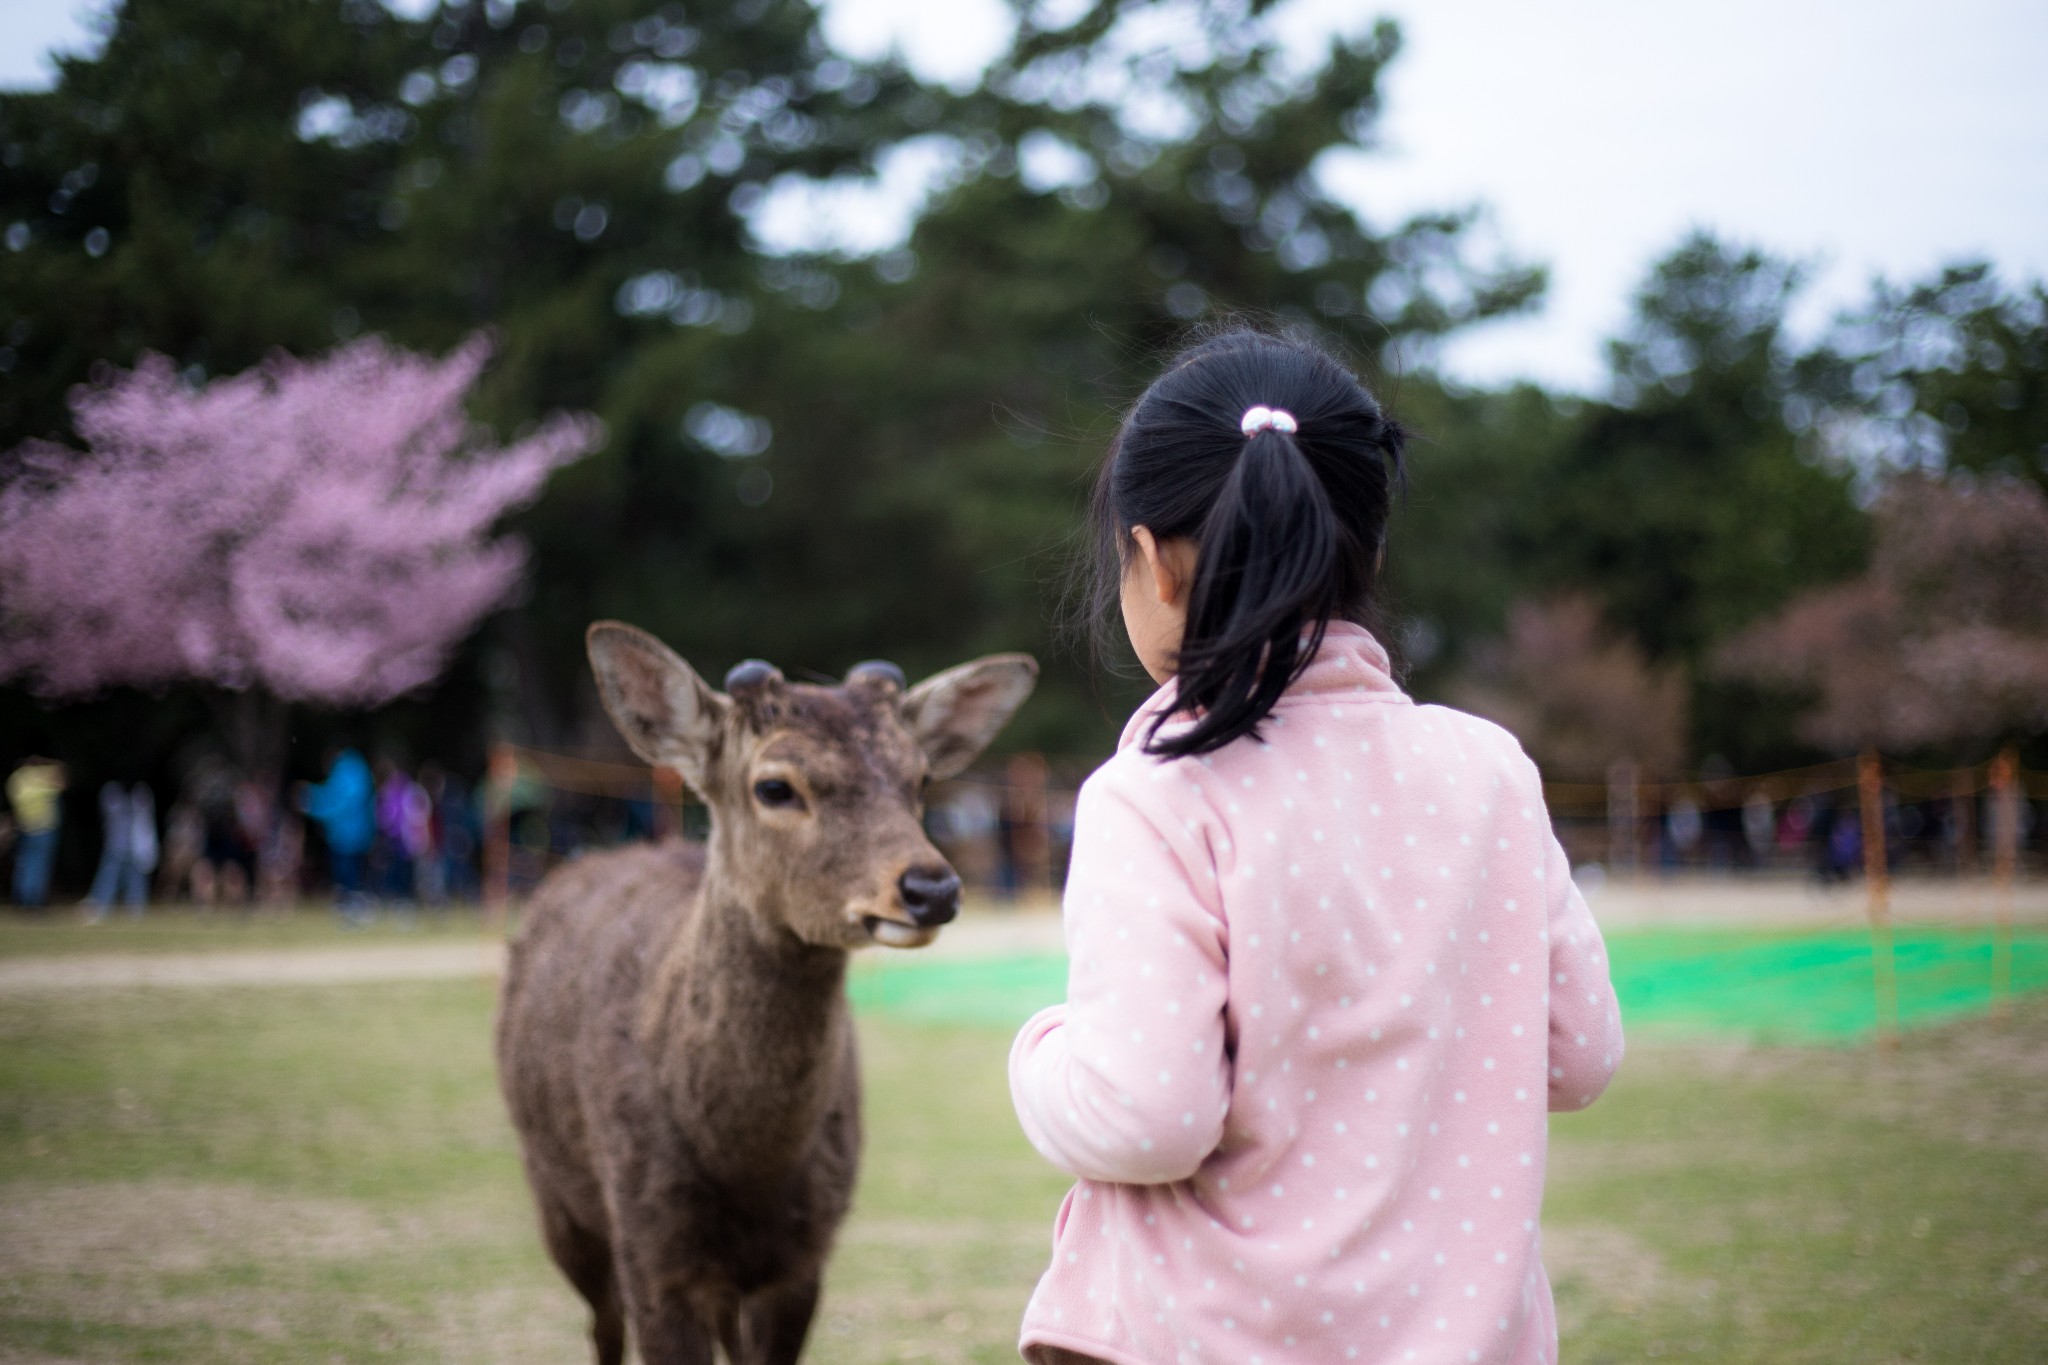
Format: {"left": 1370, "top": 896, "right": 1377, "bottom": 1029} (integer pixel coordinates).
{"left": 1240, "top": 405, "right": 1298, "bottom": 437}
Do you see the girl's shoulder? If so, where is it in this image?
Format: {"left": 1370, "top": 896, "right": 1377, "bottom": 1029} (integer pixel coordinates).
{"left": 1078, "top": 718, "right": 1250, "bottom": 845}
{"left": 1402, "top": 701, "right": 1547, "bottom": 785}
{"left": 1409, "top": 700, "right": 1536, "bottom": 758}
{"left": 1260, "top": 693, "right": 1546, "bottom": 798}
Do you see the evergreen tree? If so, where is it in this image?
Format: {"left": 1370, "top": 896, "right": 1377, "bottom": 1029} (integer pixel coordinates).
{"left": 1800, "top": 262, "right": 2048, "bottom": 494}
{"left": 1, "top": 0, "right": 1542, "bottom": 756}
{"left": 1507, "top": 234, "right": 1870, "bottom": 767}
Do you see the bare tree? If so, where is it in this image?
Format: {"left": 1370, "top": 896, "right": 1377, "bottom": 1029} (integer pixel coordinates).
{"left": 1720, "top": 472, "right": 2048, "bottom": 751}
{"left": 1453, "top": 594, "right": 1689, "bottom": 778}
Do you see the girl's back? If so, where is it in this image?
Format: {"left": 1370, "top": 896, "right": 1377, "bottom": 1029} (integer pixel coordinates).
{"left": 1009, "top": 329, "right": 1622, "bottom": 1365}
{"left": 1012, "top": 624, "right": 1620, "bottom": 1365}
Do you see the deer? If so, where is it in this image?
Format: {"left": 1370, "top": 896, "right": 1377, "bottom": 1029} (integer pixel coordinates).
{"left": 496, "top": 621, "right": 1037, "bottom": 1365}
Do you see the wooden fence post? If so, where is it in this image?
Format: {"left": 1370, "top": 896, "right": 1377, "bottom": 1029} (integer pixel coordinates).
{"left": 1607, "top": 759, "right": 1639, "bottom": 876}
{"left": 1003, "top": 751, "right": 1052, "bottom": 901}
{"left": 1858, "top": 749, "right": 1899, "bottom": 1051}
{"left": 483, "top": 741, "right": 515, "bottom": 929}
{"left": 1990, "top": 746, "right": 2020, "bottom": 1020}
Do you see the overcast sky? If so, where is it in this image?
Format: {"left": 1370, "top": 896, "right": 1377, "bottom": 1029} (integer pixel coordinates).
{"left": 5, "top": 0, "right": 2044, "bottom": 393}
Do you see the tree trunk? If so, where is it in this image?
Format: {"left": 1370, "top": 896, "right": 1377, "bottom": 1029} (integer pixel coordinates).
{"left": 206, "top": 687, "right": 292, "bottom": 783}
{"left": 499, "top": 607, "right": 563, "bottom": 748}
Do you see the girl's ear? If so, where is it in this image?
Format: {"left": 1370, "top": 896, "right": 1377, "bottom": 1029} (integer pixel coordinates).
{"left": 1132, "top": 525, "right": 1196, "bottom": 609}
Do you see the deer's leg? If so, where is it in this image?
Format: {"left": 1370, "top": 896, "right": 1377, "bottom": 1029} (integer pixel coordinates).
{"left": 536, "top": 1199, "right": 625, "bottom": 1365}
{"left": 613, "top": 1245, "right": 718, "bottom": 1365}
{"left": 734, "top": 1273, "right": 822, "bottom": 1365}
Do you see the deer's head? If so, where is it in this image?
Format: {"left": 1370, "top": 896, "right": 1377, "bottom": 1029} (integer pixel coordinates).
{"left": 586, "top": 622, "right": 1037, "bottom": 951}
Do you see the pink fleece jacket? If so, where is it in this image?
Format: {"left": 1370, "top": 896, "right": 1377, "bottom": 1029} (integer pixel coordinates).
{"left": 1008, "top": 623, "right": 1623, "bottom": 1365}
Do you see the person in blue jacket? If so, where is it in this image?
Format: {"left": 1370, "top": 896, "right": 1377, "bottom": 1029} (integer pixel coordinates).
{"left": 299, "top": 747, "right": 374, "bottom": 921}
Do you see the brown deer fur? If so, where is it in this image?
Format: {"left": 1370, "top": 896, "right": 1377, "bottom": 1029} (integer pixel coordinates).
{"left": 497, "top": 623, "right": 1036, "bottom": 1365}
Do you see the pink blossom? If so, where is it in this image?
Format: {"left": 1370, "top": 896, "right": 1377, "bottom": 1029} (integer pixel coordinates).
{"left": 0, "top": 334, "right": 600, "bottom": 705}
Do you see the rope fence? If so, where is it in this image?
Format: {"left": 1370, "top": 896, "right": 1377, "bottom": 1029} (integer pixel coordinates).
{"left": 479, "top": 740, "right": 2045, "bottom": 1049}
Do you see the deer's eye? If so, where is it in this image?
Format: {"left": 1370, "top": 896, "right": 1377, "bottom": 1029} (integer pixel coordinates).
{"left": 753, "top": 778, "right": 800, "bottom": 809}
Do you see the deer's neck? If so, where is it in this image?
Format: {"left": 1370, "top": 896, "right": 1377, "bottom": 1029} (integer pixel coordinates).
{"left": 644, "top": 867, "right": 852, "bottom": 1188}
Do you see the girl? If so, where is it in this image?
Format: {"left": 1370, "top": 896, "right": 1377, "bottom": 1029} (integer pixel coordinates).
{"left": 1009, "top": 329, "right": 1623, "bottom": 1365}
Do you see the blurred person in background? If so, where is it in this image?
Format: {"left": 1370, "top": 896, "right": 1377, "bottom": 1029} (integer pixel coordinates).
{"left": 233, "top": 777, "right": 276, "bottom": 901}
{"left": 129, "top": 783, "right": 158, "bottom": 908}
{"left": 7, "top": 756, "right": 66, "bottom": 907}
{"left": 1815, "top": 799, "right": 1861, "bottom": 883}
{"left": 1704, "top": 799, "right": 1748, "bottom": 868}
{"left": 416, "top": 762, "right": 445, "bottom": 906}
{"left": 158, "top": 794, "right": 205, "bottom": 902}
{"left": 300, "top": 746, "right": 374, "bottom": 922}
{"left": 374, "top": 760, "right": 430, "bottom": 905}
{"left": 190, "top": 758, "right": 252, "bottom": 905}
{"left": 1662, "top": 794, "right": 1703, "bottom": 869}
{"left": 1699, "top": 758, "right": 1747, "bottom": 869}
{"left": 1742, "top": 790, "right": 1776, "bottom": 870}
{"left": 416, "top": 761, "right": 462, "bottom": 907}
{"left": 435, "top": 766, "right": 481, "bottom": 903}
{"left": 83, "top": 780, "right": 133, "bottom": 916}
{"left": 1778, "top": 793, "right": 1815, "bottom": 862}
{"left": 257, "top": 792, "right": 305, "bottom": 908}
{"left": 83, "top": 780, "right": 156, "bottom": 918}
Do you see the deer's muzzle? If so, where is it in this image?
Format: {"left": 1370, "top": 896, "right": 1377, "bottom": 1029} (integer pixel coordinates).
{"left": 897, "top": 865, "right": 961, "bottom": 928}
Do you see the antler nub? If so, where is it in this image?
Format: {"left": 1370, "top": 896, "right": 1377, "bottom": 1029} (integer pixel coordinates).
{"left": 845, "top": 660, "right": 906, "bottom": 692}
{"left": 724, "top": 659, "right": 783, "bottom": 695}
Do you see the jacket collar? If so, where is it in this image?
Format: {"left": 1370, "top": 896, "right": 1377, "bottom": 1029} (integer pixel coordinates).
{"left": 1117, "top": 621, "right": 1407, "bottom": 754}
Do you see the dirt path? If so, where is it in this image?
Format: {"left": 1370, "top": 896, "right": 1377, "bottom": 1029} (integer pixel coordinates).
{"left": 0, "top": 913, "right": 1070, "bottom": 993}
{"left": 1581, "top": 873, "right": 2048, "bottom": 928}
{"left": 0, "top": 941, "right": 507, "bottom": 993}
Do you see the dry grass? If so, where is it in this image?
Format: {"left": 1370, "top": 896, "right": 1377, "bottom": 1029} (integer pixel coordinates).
{"left": 1542, "top": 1004, "right": 2048, "bottom": 1363}
{"left": 0, "top": 961, "right": 2043, "bottom": 1362}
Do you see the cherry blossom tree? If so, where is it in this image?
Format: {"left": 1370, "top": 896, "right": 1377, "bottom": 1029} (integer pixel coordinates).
{"left": 0, "top": 335, "right": 599, "bottom": 765}
{"left": 1719, "top": 473, "right": 2048, "bottom": 752}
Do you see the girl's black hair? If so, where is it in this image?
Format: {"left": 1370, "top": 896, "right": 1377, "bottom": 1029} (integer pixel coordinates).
{"left": 1085, "top": 328, "right": 1406, "bottom": 759}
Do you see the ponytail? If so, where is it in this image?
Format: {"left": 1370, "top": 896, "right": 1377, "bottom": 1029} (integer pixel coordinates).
{"left": 1151, "top": 425, "right": 1346, "bottom": 757}
{"left": 1081, "top": 328, "right": 1405, "bottom": 760}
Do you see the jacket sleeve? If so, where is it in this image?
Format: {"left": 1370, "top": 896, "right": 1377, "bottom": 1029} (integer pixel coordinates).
{"left": 1542, "top": 823, "right": 1624, "bottom": 1112}
{"left": 1009, "top": 765, "right": 1232, "bottom": 1184}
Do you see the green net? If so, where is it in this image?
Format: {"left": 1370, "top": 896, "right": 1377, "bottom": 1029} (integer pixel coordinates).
{"left": 848, "top": 926, "right": 2048, "bottom": 1042}
{"left": 1602, "top": 926, "right": 2047, "bottom": 1042}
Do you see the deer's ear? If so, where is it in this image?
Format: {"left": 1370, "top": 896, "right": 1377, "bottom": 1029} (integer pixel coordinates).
{"left": 903, "top": 653, "right": 1038, "bottom": 780}
{"left": 587, "top": 622, "right": 728, "bottom": 792}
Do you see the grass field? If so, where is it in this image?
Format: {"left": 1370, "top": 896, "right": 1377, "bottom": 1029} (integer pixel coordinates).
{"left": 1, "top": 913, "right": 2045, "bottom": 1363}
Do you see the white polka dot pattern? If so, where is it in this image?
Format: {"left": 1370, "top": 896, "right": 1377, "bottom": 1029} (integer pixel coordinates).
{"left": 1010, "top": 623, "right": 1624, "bottom": 1365}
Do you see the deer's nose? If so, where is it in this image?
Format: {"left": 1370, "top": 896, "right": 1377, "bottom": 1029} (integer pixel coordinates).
{"left": 898, "top": 865, "right": 961, "bottom": 928}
